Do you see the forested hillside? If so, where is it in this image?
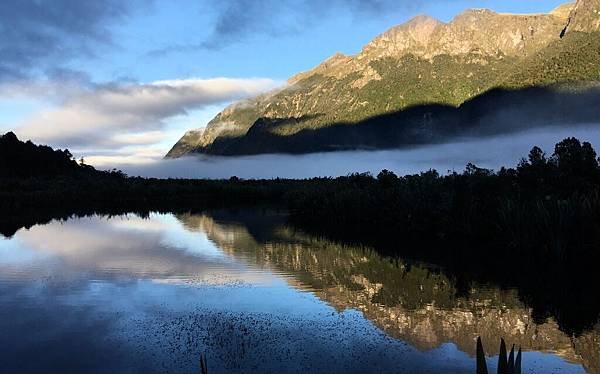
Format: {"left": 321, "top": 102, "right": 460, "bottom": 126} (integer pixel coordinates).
{"left": 167, "top": 0, "right": 600, "bottom": 157}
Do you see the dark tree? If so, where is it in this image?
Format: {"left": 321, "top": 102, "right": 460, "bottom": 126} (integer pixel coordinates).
{"left": 377, "top": 169, "right": 398, "bottom": 187}
{"left": 528, "top": 146, "right": 547, "bottom": 166}
{"left": 553, "top": 137, "right": 599, "bottom": 174}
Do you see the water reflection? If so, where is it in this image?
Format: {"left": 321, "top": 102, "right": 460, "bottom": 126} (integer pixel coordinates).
{"left": 0, "top": 211, "right": 596, "bottom": 373}
{"left": 4, "top": 214, "right": 274, "bottom": 286}
{"left": 178, "top": 211, "right": 600, "bottom": 373}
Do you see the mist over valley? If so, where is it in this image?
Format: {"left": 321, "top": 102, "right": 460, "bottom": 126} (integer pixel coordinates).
{"left": 2, "top": 0, "right": 600, "bottom": 372}
{"left": 119, "top": 124, "right": 600, "bottom": 179}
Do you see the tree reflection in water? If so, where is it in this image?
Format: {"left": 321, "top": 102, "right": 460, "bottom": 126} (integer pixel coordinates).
{"left": 176, "top": 210, "right": 600, "bottom": 373}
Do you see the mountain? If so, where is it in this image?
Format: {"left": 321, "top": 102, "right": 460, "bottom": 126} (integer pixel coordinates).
{"left": 565, "top": 0, "right": 600, "bottom": 33}
{"left": 167, "top": 0, "right": 600, "bottom": 158}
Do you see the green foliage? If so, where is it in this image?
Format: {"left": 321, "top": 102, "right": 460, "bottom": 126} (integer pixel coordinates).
{"left": 184, "top": 31, "right": 600, "bottom": 156}
{"left": 357, "top": 53, "right": 515, "bottom": 115}
{"left": 502, "top": 32, "right": 600, "bottom": 88}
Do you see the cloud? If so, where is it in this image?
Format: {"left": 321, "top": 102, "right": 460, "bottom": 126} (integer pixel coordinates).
{"left": 110, "top": 124, "right": 600, "bottom": 179}
{"left": 149, "top": 0, "right": 431, "bottom": 55}
{"left": 0, "top": 0, "right": 148, "bottom": 81}
{"left": 0, "top": 74, "right": 94, "bottom": 103}
{"left": 11, "top": 214, "right": 274, "bottom": 284}
{"left": 85, "top": 147, "right": 168, "bottom": 166}
{"left": 14, "top": 77, "right": 281, "bottom": 149}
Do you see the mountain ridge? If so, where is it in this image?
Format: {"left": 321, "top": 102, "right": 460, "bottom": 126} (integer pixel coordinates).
{"left": 167, "top": 0, "right": 600, "bottom": 158}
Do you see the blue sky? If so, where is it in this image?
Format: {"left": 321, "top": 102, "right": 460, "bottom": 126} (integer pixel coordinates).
{"left": 0, "top": 0, "right": 568, "bottom": 166}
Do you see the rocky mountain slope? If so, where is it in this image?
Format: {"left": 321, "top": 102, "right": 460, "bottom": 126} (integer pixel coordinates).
{"left": 167, "top": 0, "right": 600, "bottom": 157}
{"left": 565, "top": 0, "right": 600, "bottom": 32}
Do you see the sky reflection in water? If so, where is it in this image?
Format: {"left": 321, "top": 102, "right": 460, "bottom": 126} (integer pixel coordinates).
{"left": 0, "top": 213, "right": 591, "bottom": 373}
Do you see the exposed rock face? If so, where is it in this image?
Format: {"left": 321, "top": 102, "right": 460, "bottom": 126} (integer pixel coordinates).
{"left": 363, "top": 8, "right": 570, "bottom": 60}
{"left": 565, "top": 0, "right": 600, "bottom": 33}
{"left": 166, "top": 0, "right": 600, "bottom": 158}
{"left": 165, "top": 129, "right": 204, "bottom": 158}
{"left": 553, "top": 2, "right": 580, "bottom": 19}
{"left": 360, "top": 15, "right": 442, "bottom": 60}
{"left": 290, "top": 6, "right": 572, "bottom": 87}
{"left": 288, "top": 52, "right": 355, "bottom": 85}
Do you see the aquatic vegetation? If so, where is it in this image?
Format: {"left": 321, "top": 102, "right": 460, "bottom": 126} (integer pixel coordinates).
{"left": 477, "top": 338, "right": 522, "bottom": 374}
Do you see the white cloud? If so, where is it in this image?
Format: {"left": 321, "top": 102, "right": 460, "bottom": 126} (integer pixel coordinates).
{"left": 107, "top": 125, "right": 600, "bottom": 179}
{"left": 13, "top": 77, "right": 280, "bottom": 152}
{"left": 85, "top": 147, "right": 167, "bottom": 167}
{"left": 111, "top": 131, "right": 168, "bottom": 147}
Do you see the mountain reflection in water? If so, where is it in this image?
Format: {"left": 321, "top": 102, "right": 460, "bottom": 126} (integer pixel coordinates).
{"left": 177, "top": 211, "right": 599, "bottom": 373}
{"left": 0, "top": 211, "right": 597, "bottom": 373}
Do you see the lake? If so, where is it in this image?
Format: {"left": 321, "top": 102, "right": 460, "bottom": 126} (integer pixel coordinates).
{"left": 0, "top": 210, "right": 597, "bottom": 373}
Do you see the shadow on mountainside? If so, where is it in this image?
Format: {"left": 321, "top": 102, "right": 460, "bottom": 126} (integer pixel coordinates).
{"left": 201, "top": 85, "right": 600, "bottom": 155}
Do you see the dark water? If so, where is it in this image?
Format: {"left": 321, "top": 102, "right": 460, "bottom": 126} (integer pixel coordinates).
{"left": 0, "top": 211, "right": 597, "bottom": 373}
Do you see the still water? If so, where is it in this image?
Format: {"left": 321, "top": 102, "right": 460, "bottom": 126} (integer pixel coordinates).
{"left": 0, "top": 211, "right": 597, "bottom": 373}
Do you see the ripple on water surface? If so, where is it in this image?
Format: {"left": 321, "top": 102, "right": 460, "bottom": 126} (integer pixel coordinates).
{"left": 0, "top": 213, "right": 592, "bottom": 373}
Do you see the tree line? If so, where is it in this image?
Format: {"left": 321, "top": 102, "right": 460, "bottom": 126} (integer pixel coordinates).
{"left": 3, "top": 132, "right": 600, "bottom": 333}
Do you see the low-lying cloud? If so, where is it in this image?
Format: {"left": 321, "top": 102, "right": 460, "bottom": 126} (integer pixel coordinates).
{"left": 111, "top": 124, "right": 600, "bottom": 179}
{"left": 14, "top": 77, "right": 280, "bottom": 149}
